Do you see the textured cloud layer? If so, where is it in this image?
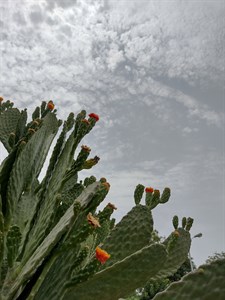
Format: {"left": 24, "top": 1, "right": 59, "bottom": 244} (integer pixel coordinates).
{"left": 0, "top": 0, "right": 224, "bottom": 266}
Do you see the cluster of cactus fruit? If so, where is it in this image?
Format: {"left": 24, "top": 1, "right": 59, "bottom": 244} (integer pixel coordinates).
{"left": 0, "top": 97, "right": 220, "bottom": 300}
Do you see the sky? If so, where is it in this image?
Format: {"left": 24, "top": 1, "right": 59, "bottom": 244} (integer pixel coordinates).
{"left": 0, "top": 0, "right": 224, "bottom": 267}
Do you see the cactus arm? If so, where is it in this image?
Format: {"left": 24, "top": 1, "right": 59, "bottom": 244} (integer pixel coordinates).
{"left": 63, "top": 244, "right": 168, "bottom": 300}
{"left": 153, "top": 259, "right": 225, "bottom": 300}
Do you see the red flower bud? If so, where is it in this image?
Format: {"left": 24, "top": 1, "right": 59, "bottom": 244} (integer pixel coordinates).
{"left": 47, "top": 100, "right": 55, "bottom": 111}
{"left": 88, "top": 113, "right": 99, "bottom": 122}
{"left": 145, "top": 187, "right": 154, "bottom": 193}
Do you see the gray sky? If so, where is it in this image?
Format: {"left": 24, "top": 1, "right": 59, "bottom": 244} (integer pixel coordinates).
{"left": 0, "top": 0, "right": 224, "bottom": 267}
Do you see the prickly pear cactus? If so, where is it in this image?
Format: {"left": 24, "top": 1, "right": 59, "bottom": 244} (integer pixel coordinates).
{"left": 153, "top": 258, "right": 225, "bottom": 300}
{"left": 0, "top": 98, "right": 193, "bottom": 300}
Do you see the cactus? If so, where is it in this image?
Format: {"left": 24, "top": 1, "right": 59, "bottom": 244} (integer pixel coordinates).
{"left": 153, "top": 258, "right": 225, "bottom": 300}
{"left": 134, "top": 184, "right": 145, "bottom": 205}
{"left": 0, "top": 99, "right": 194, "bottom": 300}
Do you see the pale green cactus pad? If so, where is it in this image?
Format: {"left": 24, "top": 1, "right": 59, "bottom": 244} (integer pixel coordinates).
{"left": 153, "top": 258, "right": 225, "bottom": 300}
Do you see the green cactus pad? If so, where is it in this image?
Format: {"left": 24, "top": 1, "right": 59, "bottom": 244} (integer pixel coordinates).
{"left": 4, "top": 182, "right": 102, "bottom": 299}
{"left": 134, "top": 184, "right": 145, "bottom": 205}
{"left": 172, "top": 215, "right": 179, "bottom": 229}
{"left": 153, "top": 259, "right": 225, "bottom": 300}
{"left": 153, "top": 228, "right": 191, "bottom": 279}
{"left": 0, "top": 107, "right": 21, "bottom": 152}
{"left": 182, "top": 217, "right": 187, "bottom": 229}
{"left": 185, "top": 217, "right": 194, "bottom": 231}
{"left": 6, "top": 225, "right": 22, "bottom": 268}
{"left": 159, "top": 187, "right": 171, "bottom": 204}
{"left": 102, "top": 204, "right": 154, "bottom": 267}
{"left": 5, "top": 113, "right": 58, "bottom": 228}
{"left": 63, "top": 244, "right": 168, "bottom": 300}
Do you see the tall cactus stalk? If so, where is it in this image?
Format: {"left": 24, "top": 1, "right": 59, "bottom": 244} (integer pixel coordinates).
{"left": 0, "top": 98, "right": 194, "bottom": 300}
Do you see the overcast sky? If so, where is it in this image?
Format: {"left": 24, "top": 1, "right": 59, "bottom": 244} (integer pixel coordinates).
{"left": 0, "top": 0, "right": 224, "bottom": 267}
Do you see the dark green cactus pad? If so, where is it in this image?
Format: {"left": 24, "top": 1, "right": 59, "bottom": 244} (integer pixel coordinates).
{"left": 153, "top": 228, "right": 191, "bottom": 279}
{"left": 182, "top": 217, "right": 187, "bottom": 229}
{"left": 102, "top": 204, "right": 154, "bottom": 267}
{"left": 134, "top": 184, "right": 145, "bottom": 205}
{"left": 6, "top": 225, "right": 22, "bottom": 268}
{"left": 0, "top": 107, "right": 21, "bottom": 152}
{"left": 172, "top": 215, "right": 179, "bottom": 229}
{"left": 15, "top": 109, "right": 27, "bottom": 142}
{"left": 148, "top": 190, "right": 160, "bottom": 209}
{"left": 95, "top": 219, "right": 111, "bottom": 246}
{"left": 63, "top": 244, "right": 168, "bottom": 300}
{"left": 153, "top": 259, "right": 225, "bottom": 300}
{"left": 159, "top": 187, "right": 171, "bottom": 204}
{"left": 0, "top": 231, "right": 4, "bottom": 266}
{"left": 185, "top": 217, "right": 194, "bottom": 231}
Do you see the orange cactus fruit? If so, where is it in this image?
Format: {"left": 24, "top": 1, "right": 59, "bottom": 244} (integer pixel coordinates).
{"left": 47, "top": 100, "right": 55, "bottom": 110}
{"left": 95, "top": 247, "right": 110, "bottom": 264}
{"left": 101, "top": 182, "right": 110, "bottom": 191}
{"left": 88, "top": 113, "right": 99, "bottom": 122}
{"left": 145, "top": 187, "right": 154, "bottom": 193}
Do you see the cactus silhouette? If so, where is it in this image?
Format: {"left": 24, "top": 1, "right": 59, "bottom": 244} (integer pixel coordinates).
{"left": 0, "top": 99, "right": 193, "bottom": 300}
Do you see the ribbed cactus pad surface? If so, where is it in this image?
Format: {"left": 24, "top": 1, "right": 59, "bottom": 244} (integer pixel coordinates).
{"left": 0, "top": 108, "right": 21, "bottom": 152}
{"left": 153, "top": 259, "right": 225, "bottom": 300}
{"left": 153, "top": 228, "right": 191, "bottom": 279}
{"left": 63, "top": 244, "right": 168, "bottom": 300}
{"left": 8, "top": 113, "right": 58, "bottom": 227}
{"left": 4, "top": 182, "right": 102, "bottom": 300}
{"left": 102, "top": 204, "right": 154, "bottom": 267}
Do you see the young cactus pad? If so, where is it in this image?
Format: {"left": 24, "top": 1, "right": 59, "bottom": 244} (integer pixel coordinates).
{"left": 0, "top": 100, "right": 193, "bottom": 300}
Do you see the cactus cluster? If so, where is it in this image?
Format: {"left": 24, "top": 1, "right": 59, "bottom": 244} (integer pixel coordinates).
{"left": 153, "top": 258, "right": 225, "bottom": 300}
{"left": 1, "top": 98, "right": 194, "bottom": 300}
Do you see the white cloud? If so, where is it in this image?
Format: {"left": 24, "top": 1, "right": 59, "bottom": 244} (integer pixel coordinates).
{"left": 0, "top": 0, "right": 223, "bottom": 269}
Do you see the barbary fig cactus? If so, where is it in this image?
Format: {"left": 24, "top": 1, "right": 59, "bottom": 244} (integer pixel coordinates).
{"left": 153, "top": 258, "right": 225, "bottom": 300}
{"left": 0, "top": 98, "right": 194, "bottom": 300}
